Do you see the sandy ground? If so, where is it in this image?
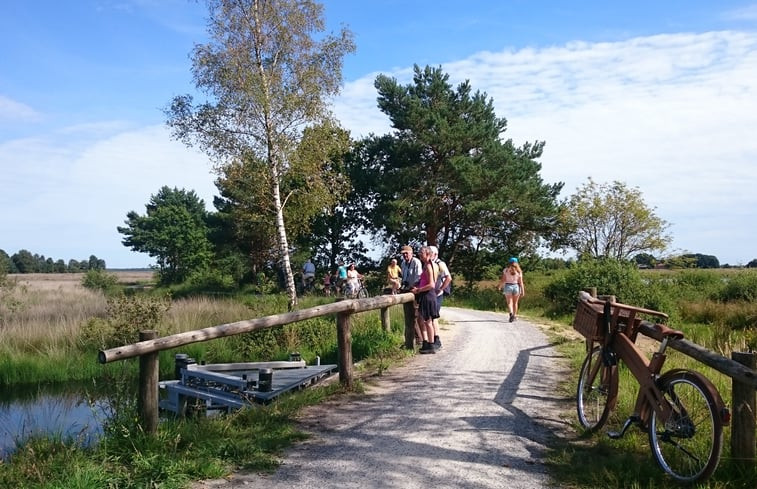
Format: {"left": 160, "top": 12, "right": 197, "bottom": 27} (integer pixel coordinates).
{"left": 191, "top": 307, "right": 574, "bottom": 489}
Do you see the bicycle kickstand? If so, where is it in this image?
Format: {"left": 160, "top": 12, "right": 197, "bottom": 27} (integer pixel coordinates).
{"left": 608, "top": 415, "right": 640, "bottom": 439}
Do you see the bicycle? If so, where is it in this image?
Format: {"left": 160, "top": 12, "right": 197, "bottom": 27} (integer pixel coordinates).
{"left": 343, "top": 278, "right": 369, "bottom": 299}
{"left": 573, "top": 291, "right": 730, "bottom": 483}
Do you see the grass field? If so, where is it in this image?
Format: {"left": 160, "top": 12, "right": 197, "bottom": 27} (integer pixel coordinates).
{"left": 1, "top": 268, "right": 755, "bottom": 488}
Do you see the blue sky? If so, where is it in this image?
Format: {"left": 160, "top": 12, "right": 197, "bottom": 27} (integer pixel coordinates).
{"left": 2, "top": 1, "right": 756, "bottom": 268}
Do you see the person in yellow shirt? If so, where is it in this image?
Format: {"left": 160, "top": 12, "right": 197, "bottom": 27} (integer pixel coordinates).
{"left": 386, "top": 258, "right": 401, "bottom": 294}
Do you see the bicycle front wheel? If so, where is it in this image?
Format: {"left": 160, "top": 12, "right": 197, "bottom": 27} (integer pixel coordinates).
{"left": 648, "top": 370, "right": 723, "bottom": 483}
{"left": 576, "top": 346, "right": 618, "bottom": 432}
{"left": 357, "top": 287, "right": 369, "bottom": 299}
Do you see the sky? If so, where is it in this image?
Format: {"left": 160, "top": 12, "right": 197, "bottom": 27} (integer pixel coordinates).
{"left": 1, "top": 1, "right": 756, "bottom": 268}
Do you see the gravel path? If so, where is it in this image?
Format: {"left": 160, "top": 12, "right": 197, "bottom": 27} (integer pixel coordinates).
{"left": 192, "top": 307, "right": 574, "bottom": 489}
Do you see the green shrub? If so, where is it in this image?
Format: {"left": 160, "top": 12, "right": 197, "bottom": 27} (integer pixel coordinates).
{"left": 718, "top": 270, "right": 757, "bottom": 302}
{"left": 189, "top": 268, "right": 238, "bottom": 291}
{"left": 543, "top": 258, "right": 647, "bottom": 316}
{"left": 81, "top": 268, "right": 119, "bottom": 293}
{"left": 79, "top": 295, "right": 171, "bottom": 349}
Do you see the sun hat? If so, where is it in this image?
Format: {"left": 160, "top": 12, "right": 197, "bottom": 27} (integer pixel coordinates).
{"left": 509, "top": 257, "right": 518, "bottom": 263}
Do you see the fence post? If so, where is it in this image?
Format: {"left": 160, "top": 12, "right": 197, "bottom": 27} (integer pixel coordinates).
{"left": 380, "top": 306, "right": 391, "bottom": 332}
{"left": 731, "top": 351, "right": 756, "bottom": 468}
{"left": 402, "top": 301, "right": 415, "bottom": 349}
{"left": 138, "top": 330, "right": 159, "bottom": 434}
{"left": 336, "top": 312, "right": 353, "bottom": 388}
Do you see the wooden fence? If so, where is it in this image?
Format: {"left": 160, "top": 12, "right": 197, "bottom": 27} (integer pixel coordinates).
{"left": 98, "top": 293, "right": 416, "bottom": 433}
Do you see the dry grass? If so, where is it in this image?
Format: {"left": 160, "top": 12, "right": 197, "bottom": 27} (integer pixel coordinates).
{"left": 164, "top": 296, "right": 256, "bottom": 333}
{"left": 1, "top": 271, "right": 156, "bottom": 351}
{"left": 8, "top": 271, "right": 155, "bottom": 291}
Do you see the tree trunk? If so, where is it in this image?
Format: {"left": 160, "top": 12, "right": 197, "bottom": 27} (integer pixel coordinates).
{"left": 271, "top": 176, "right": 297, "bottom": 310}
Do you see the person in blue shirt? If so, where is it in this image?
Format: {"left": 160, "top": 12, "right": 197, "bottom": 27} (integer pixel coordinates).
{"left": 336, "top": 261, "right": 348, "bottom": 294}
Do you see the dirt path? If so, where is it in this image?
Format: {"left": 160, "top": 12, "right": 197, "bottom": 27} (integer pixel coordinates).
{"left": 192, "top": 307, "right": 574, "bottom": 489}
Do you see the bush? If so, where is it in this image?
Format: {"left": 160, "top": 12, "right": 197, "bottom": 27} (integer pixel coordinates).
{"left": 543, "top": 258, "right": 648, "bottom": 316}
{"left": 718, "top": 270, "right": 757, "bottom": 302}
{"left": 81, "top": 269, "right": 119, "bottom": 293}
{"left": 188, "top": 268, "right": 237, "bottom": 291}
{"left": 79, "top": 295, "right": 171, "bottom": 349}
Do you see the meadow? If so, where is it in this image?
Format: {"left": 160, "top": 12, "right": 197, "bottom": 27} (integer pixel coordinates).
{"left": 0, "top": 267, "right": 755, "bottom": 488}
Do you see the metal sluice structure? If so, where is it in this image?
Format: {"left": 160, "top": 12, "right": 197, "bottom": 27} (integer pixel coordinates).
{"left": 159, "top": 353, "right": 337, "bottom": 416}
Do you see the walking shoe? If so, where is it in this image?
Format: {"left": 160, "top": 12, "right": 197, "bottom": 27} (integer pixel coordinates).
{"left": 419, "top": 341, "right": 436, "bottom": 354}
{"left": 509, "top": 313, "right": 514, "bottom": 323}
{"left": 433, "top": 335, "right": 442, "bottom": 349}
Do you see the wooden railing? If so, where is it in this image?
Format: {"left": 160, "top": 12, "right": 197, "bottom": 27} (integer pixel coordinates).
{"left": 99, "top": 293, "right": 416, "bottom": 433}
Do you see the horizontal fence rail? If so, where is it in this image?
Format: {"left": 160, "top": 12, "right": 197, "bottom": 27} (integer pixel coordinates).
{"left": 638, "top": 322, "right": 757, "bottom": 389}
{"left": 98, "top": 292, "right": 416, "bottom": 434}
{"left": 99, "top": 293, "right": 414, "bottom": 364}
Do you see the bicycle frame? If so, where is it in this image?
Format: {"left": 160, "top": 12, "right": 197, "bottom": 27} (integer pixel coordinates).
{"left": 607, "top": 329, "right": 673, "bottom": 429}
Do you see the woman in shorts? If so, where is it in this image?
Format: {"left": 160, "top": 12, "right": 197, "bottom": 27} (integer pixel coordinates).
{"left": 499, "top": 257, "right": 525, "bottom": 322}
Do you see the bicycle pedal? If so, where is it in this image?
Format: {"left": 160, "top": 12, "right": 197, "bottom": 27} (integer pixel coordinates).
{"left": 607, "top": 416, "right": 639, "bottom": 440}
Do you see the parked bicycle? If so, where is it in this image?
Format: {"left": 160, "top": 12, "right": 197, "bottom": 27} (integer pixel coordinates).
{"left": 573, "top": 291, "right": 730, "bottom": 483}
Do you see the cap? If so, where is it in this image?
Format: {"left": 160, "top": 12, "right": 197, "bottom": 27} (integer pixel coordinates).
{"left": 509, "top": 257, "right": 518, "bottom": 263}
{"left": 401, "top": 245, "right": 413, "bottom": 253}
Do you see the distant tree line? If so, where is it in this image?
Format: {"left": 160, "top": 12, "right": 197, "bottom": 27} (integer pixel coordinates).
{"left": 0, "top": 249, "right": 106, "bottom": 274}
{"left": 634, "top": 253, "right": 757, "bottom": 269}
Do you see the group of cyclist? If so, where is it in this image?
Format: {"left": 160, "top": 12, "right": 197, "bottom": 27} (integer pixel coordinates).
{"left": 300, "top": 259, "right": 364, "bottom": 297}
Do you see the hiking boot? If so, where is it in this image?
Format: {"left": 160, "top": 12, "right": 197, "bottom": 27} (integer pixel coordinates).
{"left": 433, "top": 335, "right": 442, "bottom": 349}
{"left": 419, "top": 341, "right": 436, "bottom": 354}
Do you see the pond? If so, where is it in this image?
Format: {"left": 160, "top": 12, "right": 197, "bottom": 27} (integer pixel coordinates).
{"left": 0, "top": 382, "right": 112, "bottom": 460}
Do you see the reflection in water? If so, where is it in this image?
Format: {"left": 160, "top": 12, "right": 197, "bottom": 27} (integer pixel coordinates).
{"left": 0, "top": 383, "right": 112, "bottom": 459}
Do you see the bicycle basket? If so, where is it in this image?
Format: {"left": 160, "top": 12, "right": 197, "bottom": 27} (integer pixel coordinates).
{"left": 573, "top": 300, "right": 605, "bottom": 341}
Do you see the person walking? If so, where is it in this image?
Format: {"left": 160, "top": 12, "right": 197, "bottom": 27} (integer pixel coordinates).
{"left": 411, "top": 246, "right": 438, "bottom": 354}
{"left": 429, "top": 246, "right": 451, "bottom": 349}
{"left": 499, "top": 257, "right": 525, "bottom": 322}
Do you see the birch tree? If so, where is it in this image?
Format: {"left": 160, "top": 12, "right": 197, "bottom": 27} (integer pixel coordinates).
{"left": 166, "top": 0, "right": 354, "bottom": 308}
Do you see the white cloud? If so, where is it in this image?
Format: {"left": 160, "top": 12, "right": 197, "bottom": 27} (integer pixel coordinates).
{"left": 1, "top": 123, "right": 217, "bottom": 267}
{"left": 0, "top": 95, "right": 41, "bottom": 122}
{"left": 3, "top": 30, "right": 756, "bottom": 267}
{"left": 333, "top": 31, "right": 757, "bottom": 264}
{"left": 721, "top": 4, "right": 757, "bottom": 21}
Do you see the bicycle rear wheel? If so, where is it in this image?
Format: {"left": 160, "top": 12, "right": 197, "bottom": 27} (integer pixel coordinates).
{"left": 576, "top": 345, "right": 618, "bottom": 432}
{"left": 648, "top": 370, "right": 723, "bottom": 483}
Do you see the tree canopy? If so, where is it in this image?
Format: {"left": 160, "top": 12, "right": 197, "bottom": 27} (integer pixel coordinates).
{"left": 562, "top": 178, "right": 671, "bottom": 261}
{"left": 165, "top": 0, "right": 355, "bottom": 308}
{"left": 118, "top": 186, "right": 212, "bottom": 284}
{"left": 353, "top": 65, "right": 563, "bottom": 273}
